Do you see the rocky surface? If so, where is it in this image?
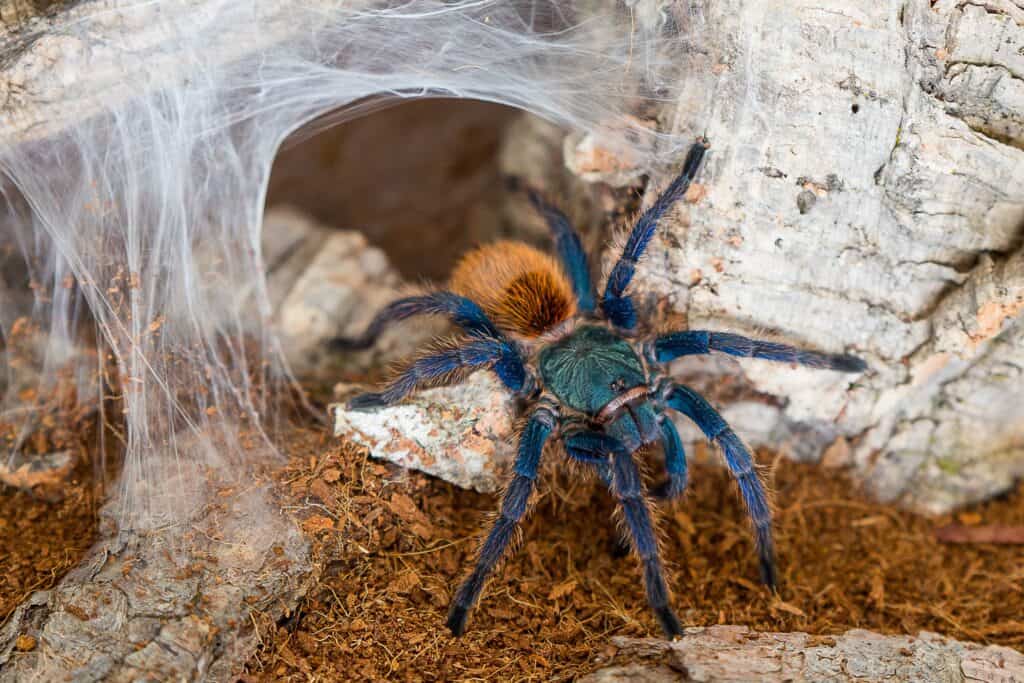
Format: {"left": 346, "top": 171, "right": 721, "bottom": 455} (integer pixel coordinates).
{"left": 333, "top": 373, "right": 518, "bottom": 493}
{"left": 266, "top": 207, "right": 441, "bottom": 380}
{"left": 583, "top": 626, "right": 1024, "bottom": 683}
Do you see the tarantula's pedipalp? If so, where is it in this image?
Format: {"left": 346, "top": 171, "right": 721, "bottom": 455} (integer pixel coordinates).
{"left": 563, "top": 429, "right": 616, "bottom": 484}
{"left": 659, "top": 381, "right": 777, "bottom": 590}
{"left": 328, "top": 291, "right": 502, "bottom": 351}
{"left": 447, "top": 404, "right": 556, "bottom": 637}
{"left": 522, "top": 187, "right": 596, "bottom": 313}
{"left": 652, "top": 330, "right": 867, "bottom": 372}
{"left": 602, "top": 139, "right": 709, "bottom": 330}
{"left": 333, "top": 137, "right": 867, "bottom": 639}
{"left": 608, "top": 442, "right": 684, "bottom": 638}
{"left": 348, "top": 337, "right": 529, "bottom": 409}
{"left": 650, "top": 416, "right": 688, "bottom": 501}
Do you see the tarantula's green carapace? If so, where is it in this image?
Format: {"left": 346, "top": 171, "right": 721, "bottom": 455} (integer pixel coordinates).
{"left": 329, "top": 139, "right": 866, "bottom": 639}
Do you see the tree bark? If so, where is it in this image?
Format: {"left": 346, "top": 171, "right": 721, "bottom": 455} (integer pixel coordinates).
{"left": 583, "top": 627, "right": 1024, "bottom": 682}
{"left": 576, "top": 0, "right": 1024, "bottom": 514}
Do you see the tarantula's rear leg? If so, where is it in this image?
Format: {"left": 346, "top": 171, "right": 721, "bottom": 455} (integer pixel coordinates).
{"left": 657, "top": 380, "right": 777, "bottom": 590}
{"left": 650, "top": 330, "right": 866, "bottom": 372}
{"left": 447, "top": 403, "right": 556, "bottom": 636}
{"left": 328, "top": 291, "right": 501, "bottom": 351}
{"left": 347, "top": 337, "right": 530, "bottom": 409}
{"left": 516, "top": 183, "right": 596, "bottom": 313}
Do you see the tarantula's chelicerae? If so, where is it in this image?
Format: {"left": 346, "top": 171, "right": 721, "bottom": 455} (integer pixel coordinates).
{"left": 330, "top": 139, "right": 866, "bottom": 638}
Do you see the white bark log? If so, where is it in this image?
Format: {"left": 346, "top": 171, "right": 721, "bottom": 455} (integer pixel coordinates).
{"left": 569, "top": 0, "right": 1024, "bottom": 513}
{"left": 0, "top": 459, "right": 314, "bottom": 681}
{"left": 583, "top": 627, "right": 1024, "bottom": 683}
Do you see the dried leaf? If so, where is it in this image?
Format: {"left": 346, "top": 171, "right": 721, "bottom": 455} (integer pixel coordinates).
{"left": 302, "top": 515, "right": 334, "bottom": 534}
{"left": 15, "top": 635, "right": 37, "bottom": 652}
{"left": 870, "top": 572, "right": 886, "bottom": 609}
{"left": 386, "top": 570, "right": 421, "bottom": 594}
{"left": 547, "top": 579, "right": 578, "bottom": 601}
{"left": 957, "top": 511, "right": 983, "bottom": 526}
{"left": 935, "top": 524, "right": 1024, "bottom": 544}
{"left": 773, "top": 600, "right": 807, "bottom": 617}
{"left": 388, "top": 492, "right": 425, "bottom": 524}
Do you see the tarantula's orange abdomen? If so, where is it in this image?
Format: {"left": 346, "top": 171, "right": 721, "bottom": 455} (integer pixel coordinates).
{"left": 449, "top": 241, "right": 576, "bottom": 338}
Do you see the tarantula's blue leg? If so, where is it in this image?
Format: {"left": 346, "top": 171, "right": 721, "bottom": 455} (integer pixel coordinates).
{"left": 447, "top": 403, "right": 557, "bottom": 636}
{"left": 523, "top": 188, "right": 595, "bottom": 313}
{"left": 657, "top": 380, "right": 777, "bottom": 590}
{"left": 328, "top": 291, "right": 502, "bottom": 351}
{"left": 650, "top": 330, "right": 866, "bottom": 372}
{"left": 348, "top": 337, "right": 529, "bottom": 409}
{"left": 601, "top": 139, "right": 708, "bottom": 330}
{"left": 650, "top": 415, "right": 688, "bottom": 501}
{"left": 607, "top": 438, "right": 684, "bottom": 638}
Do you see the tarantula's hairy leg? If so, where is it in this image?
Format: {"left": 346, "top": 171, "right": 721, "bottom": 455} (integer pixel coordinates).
{"left": 447, "top": 403, "right": 557, "bottom": 636}
{"left": 657, "top": 380, "right": 777, "bottom": 590}
{"left": 650, "top": 416, "right": 688, "bottom": 501}
{"left": 650, "top": 330, "right": 867, "bottom": 372}
{"left": 521, "top": 186, "right": 596, "bottom": 313}
{"left": 606, "top": 436, "right": 684, "bottom": 638}
{"left": 563, "top": 430, "right": 638, "bottom": 557}
{"left": 328, "top": 291, "right": 502, "bottom": 351}
{"left": 602, "top": 138, "right": 708, "bottom": 330}
{"left": 348, "top": 337, "right": 529, "bottom": 410}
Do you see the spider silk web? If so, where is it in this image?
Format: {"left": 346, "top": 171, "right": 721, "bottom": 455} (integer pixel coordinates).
{"left": 0, "top": 0, "right": 697, "bottom": 530}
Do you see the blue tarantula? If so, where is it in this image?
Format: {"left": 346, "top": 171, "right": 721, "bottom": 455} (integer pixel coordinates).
{"left": 330, "top": 139, "right": 866, "bottom": 638}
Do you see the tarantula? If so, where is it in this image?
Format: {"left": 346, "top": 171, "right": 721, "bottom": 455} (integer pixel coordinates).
{"left": 330, "top": 138, "right": 866, "bottom": 638}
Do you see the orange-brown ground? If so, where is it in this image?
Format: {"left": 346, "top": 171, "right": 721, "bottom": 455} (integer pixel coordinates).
{"left": 3, "top": 423, "right": 1022, "bottom": 681}
{"left": 0, "top": 461, "right": 99, "bottom": 623}
{"left": 241, "top": 429, "right": 1024, "bottom": 681}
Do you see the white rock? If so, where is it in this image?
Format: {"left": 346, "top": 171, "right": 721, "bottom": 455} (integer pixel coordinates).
{"left": 332, "top": 372, "right": 517, "bottom": 493}
{"left": 267, "top": 210, "right": 442, "bottom": 380}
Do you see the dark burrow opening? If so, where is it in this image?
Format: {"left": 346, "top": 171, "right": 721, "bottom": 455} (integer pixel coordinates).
{"left": 269, "top": 99, "right": 527, "bottom": 281}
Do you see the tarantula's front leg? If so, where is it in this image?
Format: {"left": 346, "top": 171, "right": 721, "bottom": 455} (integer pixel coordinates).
{"left": 649, "top": 330, "right": 866, "bottom": 373}
{"left": 608, "top": 436, "right": 684, "bottom": 638}
{"left": 602, "top": 139, "right": 708, "bottom": 330}
{"left": 565, "top": 429, "right": 683, "bottom": 637}
{"left": 447, "top": 402, "right": 556, "bottom": 636}
{"left": 656, "top": 380, "right": 777, "bottom": 590}
{"left": 562, "top": 430, "right": 613, "bottom": 486}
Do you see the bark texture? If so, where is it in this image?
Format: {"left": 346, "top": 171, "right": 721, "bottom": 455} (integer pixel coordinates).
{"left": 0, "top": 476, "right": 314, "bottom": 681}
{"left": 581, "top": 0, "right": 1024, "bottom": 514}
{"left": 583, "top": 627, "right": 1024, "bottom": 683}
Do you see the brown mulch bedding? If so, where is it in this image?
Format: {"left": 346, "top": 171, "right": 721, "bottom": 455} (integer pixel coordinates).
{"left": 0, "top": 462, "right": 99, "bottom": 624}
{"left": 245, "top": 430, "right": 1024, "bottom": 681}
